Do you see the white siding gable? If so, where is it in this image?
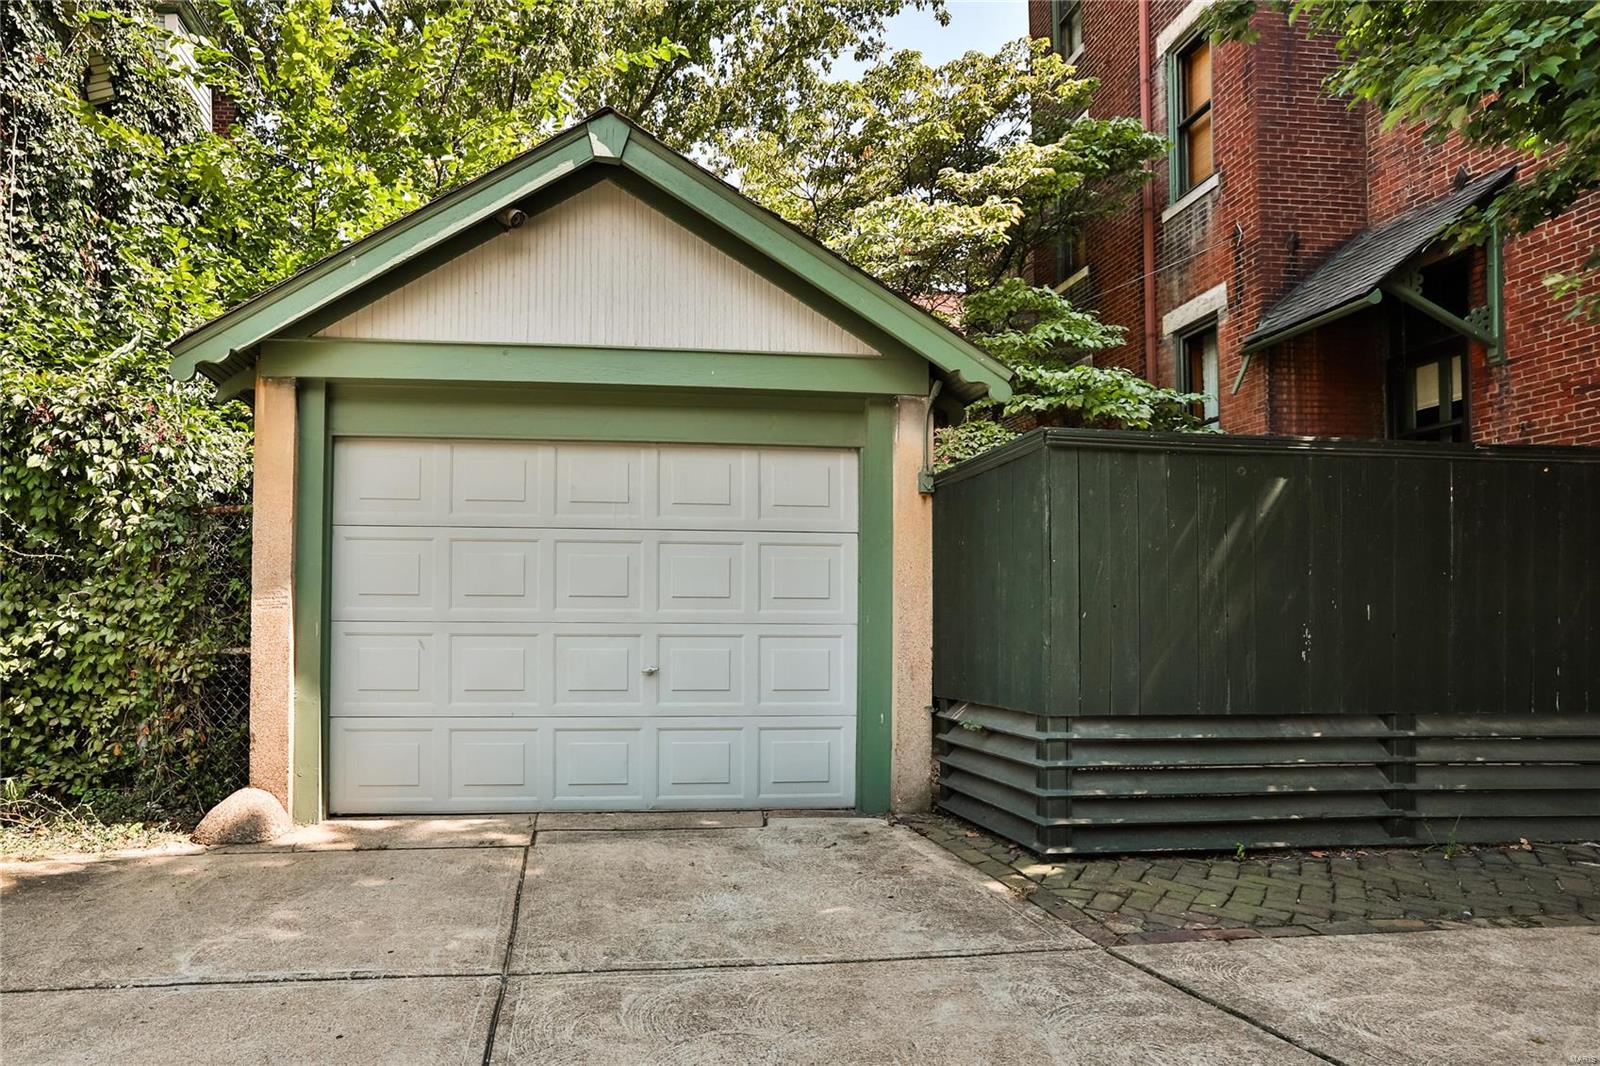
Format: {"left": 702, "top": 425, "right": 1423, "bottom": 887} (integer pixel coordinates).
{"left": 318, "top": 180, "right": 878, "bottom": 355}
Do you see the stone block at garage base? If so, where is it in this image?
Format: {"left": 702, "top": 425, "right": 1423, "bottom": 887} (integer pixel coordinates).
{"left": 191, "top": 788, "right": 292, "bottom": 845}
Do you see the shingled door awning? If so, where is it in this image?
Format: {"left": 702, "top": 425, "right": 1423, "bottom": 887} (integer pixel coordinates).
{"left": 1241, "top": 166, "right": 1516, "bottom": 355}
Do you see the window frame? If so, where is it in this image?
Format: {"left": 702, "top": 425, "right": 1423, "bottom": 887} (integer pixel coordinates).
{"left": 1386, "top": 250, "right": 1476, "bottom": 443}
{"left": 1166, "top": 33, "right": 1214, "bottom": 203}
{"left": 1052, "top": 0, "right": 1084, "bottom": 62}
{"left": 1176, "top": 320, "right": 1221, "bottom": 425}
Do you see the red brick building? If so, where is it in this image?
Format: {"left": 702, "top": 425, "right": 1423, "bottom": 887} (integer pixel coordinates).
{"left": 1029, "top": 0, "right": 1600, "bottom": 444}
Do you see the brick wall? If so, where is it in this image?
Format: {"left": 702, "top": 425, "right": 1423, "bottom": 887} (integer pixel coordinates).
{"left": 1366, "top": 121, "right": 1600, "bottom": 444}
{"left": 1036, "top": 0, "right": 1599, "bottom": 445}
{"left": 211, "top": 88, "right": 236, "bottom": 135}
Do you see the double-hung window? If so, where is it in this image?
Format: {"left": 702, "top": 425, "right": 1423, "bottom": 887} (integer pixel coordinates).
{"left": 1179, "top": 323, "right": 1220, "bottom": 424}
{"left": 1169, "top": 36, "right": 1214, "bottom": 200}
{"left": 1054, "top": 1, "right": 1084, "bottom": 61}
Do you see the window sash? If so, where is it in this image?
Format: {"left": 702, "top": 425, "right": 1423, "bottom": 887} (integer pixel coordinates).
{"left": 1167, "top": 36, "right": 1215, "bottom": 200}
{"left": 1054, "top": 0, "right": 1084, "bottom": 58}
{"left": 1178, "top": 324, "right": 1221, "bottom": 423}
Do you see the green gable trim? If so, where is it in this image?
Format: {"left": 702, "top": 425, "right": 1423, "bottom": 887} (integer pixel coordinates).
{"left": 615, "top": 131, "right": 1012, "bottom": 403}
{"left": 168, "top": 110, "right": 1011, "bottom": 404}
{"left": 258, "top": 338, "right": 930, "bottom": 396}
{"left": 587, "top": 111, "right": 632, "bottom": 161}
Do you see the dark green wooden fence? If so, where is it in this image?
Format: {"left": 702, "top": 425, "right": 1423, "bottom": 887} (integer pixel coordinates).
{"left": 933, "top": 429, "right": 1600, "bottom": 854}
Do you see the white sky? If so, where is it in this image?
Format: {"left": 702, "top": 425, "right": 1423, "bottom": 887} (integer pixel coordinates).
{"left": 831, "top": 0, "right": 1030, "bottom": 78}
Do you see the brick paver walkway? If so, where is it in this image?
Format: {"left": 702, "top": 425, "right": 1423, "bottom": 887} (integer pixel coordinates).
{"left": 905, "top": 814, "right": 1600, "bottom": 946}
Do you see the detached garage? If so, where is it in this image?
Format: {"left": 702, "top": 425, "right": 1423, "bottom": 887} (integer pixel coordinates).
{"left": 168, "top": 110, "right": 1010, "bottom": 823}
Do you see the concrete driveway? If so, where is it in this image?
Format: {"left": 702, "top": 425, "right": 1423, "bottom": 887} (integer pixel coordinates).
{"left": 2, "top": 815, "right": 1596, "bottom": 1065}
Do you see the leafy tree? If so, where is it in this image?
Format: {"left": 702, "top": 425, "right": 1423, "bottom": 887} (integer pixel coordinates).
{"left": 730, "top": 40, "right": 1204, "bottom": 465}
{"left": 729, "top": 39, "right": 1162, "bottom": 296}
{"left": 189, "top": 0, "right": 922, "bottom": 300}
{"left": 1, "top": 2, "right": 252, "bottom": 816}
{"left": 1209, "top": 0, "right": 1600, "bottom": 316}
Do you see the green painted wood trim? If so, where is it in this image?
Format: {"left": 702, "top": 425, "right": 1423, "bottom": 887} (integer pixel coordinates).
{"left": 1165, "top": 49, "right": 1182, "bottom": 205}
{"left": 169, "top": 128, "right": 595, "bottom": 381}
{"left": 169, "top": 109, "right": 1009, "bottom": 405}
{"left": 618, "top": 135, "right": 1012, "bottom": 402}
{"left": 293, "top": 384, "right": 892, "bottom": 814}
{"left": 259, "top": 338, "right": 929, "bottom": 396}
{"left": 855, "top": 399, "right": 895, "bottom": 813}
{"left": 292, "top": 379, "right": 329, "bottom": 823}
{"left": 1381, "top": 282, "right": 1497, "bottom": 347}
{"left": 326, "top": 384, "right": 869, "bottom": 446}
{"left": 1238, "top": 289, "right": 1384, "bottom": 360}
{"left": 1486, "top": 219, "right": 1506, "bottom": 365}
{"left": 215, "top": 363, "right": 257, "bottom": 402}
{"left": 588, "top": 111, "right": 631, "bottom": 161}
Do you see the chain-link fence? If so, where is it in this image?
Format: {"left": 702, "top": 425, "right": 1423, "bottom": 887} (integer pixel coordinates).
{"left": 187, "top": 504, "right": 252, "bottom": 809}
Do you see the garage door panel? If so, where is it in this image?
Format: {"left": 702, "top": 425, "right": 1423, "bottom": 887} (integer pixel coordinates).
{"left": 334, "top": 528, "right": 855, "bottom": 624}
{"left": 554, "top": 445, "right": 648, "bottom": 521}
{"left": 758, "top": 633, "right": 853, "bottom": 712}
{"left": 335, "top": 442, "right": 856, "bottom": 532}
{"left": 757, "top": 541, "right": 855, "bottom": 621}
{"left": 449, "top": 441, "right": 551, "bottom": 523}
{"left": 330, "top": 723, "right": 442, "bottom": 809}
{"left": 329, "top": 716, "right": 856, "bottom": 813}
{"left": 333, "top": 623, "right": 853, "bottom": 717}
{"left": 657, "top": 634, "right": 745, "bottom": 708}
{"left": 657, "top": 540, "right": 745, "bottom": 618}
{"left": 449, "top": 535, "right": 542, "bottom": 616}
{"left": 657, "top": 447, "right": 757, "bottom": 524}
{"left": 449, "top": 633, "right": 542, "bottom": 709}
{"left": 333, "top": 530, "right": 442, "bottom": 619}
{"left": 331, "top": 627, "right": 439, "bottom": 716}
{"left": 758, "top": 449, "right": 857, "bottom": 530}
{"left": 449, "top": 728, "right": 542, "bottom": 800}
{"left": 553, "top": 727, "right": 647, "bottom": 803}
{"left": 553, "top": 536, "right": 644, "bottom": 615}
{"left": 333, "top": 440, "right": 446, "bottom": 524}
{"left": 553, "top": 633, "right": 644, "bottom": 708}
{"left": 757, "top": 726, "right": 851, "bottom": 803}
{"left": 656, "top": 727, "right": 747, "bottom": 802}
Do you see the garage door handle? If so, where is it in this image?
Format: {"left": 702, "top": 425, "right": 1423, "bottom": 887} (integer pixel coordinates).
{"left": 642, "top": 666, "right": 658, "bottom": 676}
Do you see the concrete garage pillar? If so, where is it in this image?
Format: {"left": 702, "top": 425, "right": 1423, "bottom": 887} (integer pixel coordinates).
{"left": 248, "top": 376, "right": 297, "bottom": 810}
{"left": 888, "top": 394, "right": 935, "bottom": 813}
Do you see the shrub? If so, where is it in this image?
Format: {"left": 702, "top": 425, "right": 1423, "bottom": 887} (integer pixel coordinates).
{"left": 0, "top": 356, "right": 251, "bottom": 820}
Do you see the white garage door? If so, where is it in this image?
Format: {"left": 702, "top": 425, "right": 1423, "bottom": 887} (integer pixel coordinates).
{"left": 327, "top": 439, "right": 858, "bottom": 813}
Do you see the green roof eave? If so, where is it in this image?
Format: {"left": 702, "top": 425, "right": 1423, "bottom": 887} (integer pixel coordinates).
{"left": 167, "top": 110, "right": 1012, "bottom": 404}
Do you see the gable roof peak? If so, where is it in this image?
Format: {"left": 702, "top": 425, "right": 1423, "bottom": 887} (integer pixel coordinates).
{"left": 168, "top": 112, "right": 1011, "bottom": 403}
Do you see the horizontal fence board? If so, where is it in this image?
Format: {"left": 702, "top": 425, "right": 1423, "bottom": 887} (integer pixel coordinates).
{"left": 934, "top": 708, "right": 1600, "bottom": 855}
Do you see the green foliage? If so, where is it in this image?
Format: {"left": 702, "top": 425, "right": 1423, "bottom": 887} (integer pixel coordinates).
{"left": 961, "top": 278, "right": 1125, "bottom": 363}
{"left": 1, "top": 357, "right": 252, "bottom": 818}
{"left": 1002, "top": 364, "right": 1212, "bottom": 431}
{"left": 1, "top": 2, "right": 252, "bottom": 817}
{"left": 183, "top": 0, "right": 921, "bottom": 300}
{"left": 733, "top": 39, "right": 1194, "bottom": 470}
{"left": 728, "top": 38, "right": 1166, "bottom": 297}
{"left": 933, "top": 421, "right": 1018, "bottom": 471}
{"left": 1208, "top": 0, "right": 1600, "bottom": 317}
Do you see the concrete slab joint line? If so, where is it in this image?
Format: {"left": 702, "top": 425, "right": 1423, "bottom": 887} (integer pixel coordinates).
{"left": 7, "top": 816, "right": 1599, "bottom": 1065}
